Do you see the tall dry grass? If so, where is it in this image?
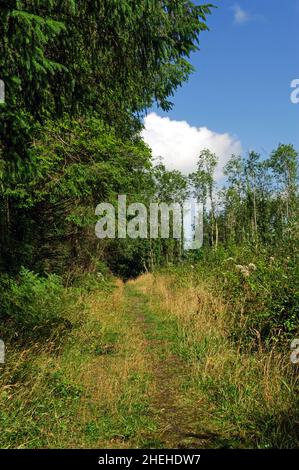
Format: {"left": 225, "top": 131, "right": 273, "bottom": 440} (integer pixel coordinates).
{"left": 133, "top": 272, "right": 299, "bottom": 448}
{"left": 0, "top": 280, "right": 154, "bottom": 448}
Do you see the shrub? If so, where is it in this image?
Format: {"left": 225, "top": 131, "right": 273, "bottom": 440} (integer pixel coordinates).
{"left": 181, "top": 242, "right": 299, "bottom": 347}
{"left": 0, "top": 268, "right": 75, "bottom": 337}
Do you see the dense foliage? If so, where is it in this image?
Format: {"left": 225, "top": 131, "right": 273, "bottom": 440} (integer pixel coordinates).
{"left": 0, "top": 1, "right": 298, "bottom": 452}
{"left": 0, "top": 2, "right": 298, "bottom": 347}
{"left": 0, "top": 0, "right": 212, "bottom": 275}
{"left": 185, "top": 146, "right": 299, "bottom": 344}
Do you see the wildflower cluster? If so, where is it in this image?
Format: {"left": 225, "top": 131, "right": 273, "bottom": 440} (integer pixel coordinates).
{"left": 235, "top": 263, "right": 257, "bottom": 278}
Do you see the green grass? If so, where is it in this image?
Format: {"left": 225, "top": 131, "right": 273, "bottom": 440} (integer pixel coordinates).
{"left": 0, "top": 280, "right": 156, "bottom": 448}
{"left": 133, "top": 272, "right": 299, "bottom": 449}
{"left": 1, "top": 271, "right": 298, "bottom": 449}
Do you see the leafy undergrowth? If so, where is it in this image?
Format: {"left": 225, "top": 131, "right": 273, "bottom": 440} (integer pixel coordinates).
{"left": 184, "top": 243, "right": 299, "bottom": 347}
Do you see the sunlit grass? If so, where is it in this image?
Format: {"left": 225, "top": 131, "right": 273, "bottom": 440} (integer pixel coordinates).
{"left": 132, "top": 272, "right": 299, "bottom": 448}
{"left": 1, "top": 272, "right": 298, "bottom": 449}
{"left": 0, "top": 280, "right": 155, "bottom": 448}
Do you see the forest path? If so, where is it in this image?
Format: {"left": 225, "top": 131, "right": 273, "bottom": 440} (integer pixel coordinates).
{"left": 124, "top": 281, "right": 217, "bottom": 449}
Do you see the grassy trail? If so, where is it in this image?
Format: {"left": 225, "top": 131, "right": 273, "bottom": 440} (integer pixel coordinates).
{"left": 124, "top": 283, "right": 217, "bottom": 448}
{"left": 0, "top": 275, "right": 219, "bottom": 448}
{"left": 1, "top": 273, "right": 297, "bottom": 448}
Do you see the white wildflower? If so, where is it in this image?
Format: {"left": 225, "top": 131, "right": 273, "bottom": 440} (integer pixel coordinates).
{"left": 235, "top": 264, "right": 250, "bottom": 278}
{"left": 241, "top": 268, "right": 250, "bottom": 278}
{"left": 248, "top": 263, "right": 257, "bottom": 271}
{"left": 235, "top": 265, "right": 244, "bottom": 271}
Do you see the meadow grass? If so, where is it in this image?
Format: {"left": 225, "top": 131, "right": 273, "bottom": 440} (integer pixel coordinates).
{"left": 132, "top": 272, "right": 299, "bottom": 448}
{"left": 1, "top": 272, "right": 298, "bottom": 449}
{"left": 0, "top": 280, "right": 155, "bottom": 448}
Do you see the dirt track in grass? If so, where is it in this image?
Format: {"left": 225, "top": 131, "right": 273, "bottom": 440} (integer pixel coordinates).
{"left": 125, "top": 281, "right": 218, "bottom": 448}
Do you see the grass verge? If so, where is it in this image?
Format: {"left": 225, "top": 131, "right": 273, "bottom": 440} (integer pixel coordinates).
{"left": 132, "top": 272, "right": 299, "bottom": 449}
{"left": 0, "top": 279, "right": 155, "bottom": 448}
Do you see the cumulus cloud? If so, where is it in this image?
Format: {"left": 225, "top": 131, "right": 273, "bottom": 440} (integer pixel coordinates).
{"left": 233, "top": 5, "right": 250, "bottom": 25}
{"left": 232, "top": 4, "right": 264, "bottom": 25}
{"left": 142, "top": 113, "right": 242, "bottom": 181}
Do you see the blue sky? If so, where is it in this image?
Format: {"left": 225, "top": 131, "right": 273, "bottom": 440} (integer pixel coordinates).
{"left": 143, "top": 0, "right": 299, "bottom": 176}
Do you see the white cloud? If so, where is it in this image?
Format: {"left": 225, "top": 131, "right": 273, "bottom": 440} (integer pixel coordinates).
{"left": 233, "top": 5, "right": 250, "bottom": 25}
{"left": 232, "top": 4, "right": 264, "bottom": 25}
{"left": 142, "top": 113, "right": 242, "bottom": 181}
